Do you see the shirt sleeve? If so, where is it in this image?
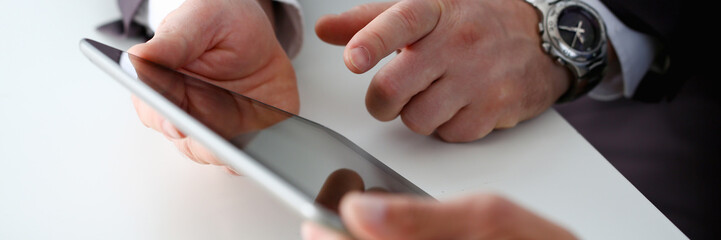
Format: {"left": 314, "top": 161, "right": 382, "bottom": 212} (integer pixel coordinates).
{"left": 139, "top": 0, "right": 303, "bottom": 59}
{"left": 580, "top": 0, "right": 659, "bottom": 100}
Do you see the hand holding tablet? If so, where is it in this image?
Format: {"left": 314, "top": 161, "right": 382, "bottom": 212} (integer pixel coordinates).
{"left": 81, "top": 39, "right": 430, "bottom": 236}
{"left": 127, "top": 0, "right": 299, "bottom": 166}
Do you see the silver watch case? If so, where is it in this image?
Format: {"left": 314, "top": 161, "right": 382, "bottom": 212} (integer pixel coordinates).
{"left": 527, "top": 0, "right": 608, "bottom": 100}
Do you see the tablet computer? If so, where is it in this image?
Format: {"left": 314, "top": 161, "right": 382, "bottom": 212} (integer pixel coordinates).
{"left": 79, "top": 38, "right": 431, "bottom": 234}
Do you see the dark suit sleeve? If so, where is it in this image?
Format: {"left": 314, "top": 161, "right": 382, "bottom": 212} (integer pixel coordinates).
{"left": 600, "top": 0, "right": 682, "bottom": 42}
{"left": 600, "top": 0, "right": 708, "bottom": 102}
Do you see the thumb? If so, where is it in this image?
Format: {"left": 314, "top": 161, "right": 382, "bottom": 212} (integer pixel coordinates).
{"left": 128, "top": 1, "right": 219, "bottom": 69}
{"left": 339, "top": 193, "right": 576, "bottom": 240}
{"left": 315, "top": 2, "right": 397, "bottom": 46}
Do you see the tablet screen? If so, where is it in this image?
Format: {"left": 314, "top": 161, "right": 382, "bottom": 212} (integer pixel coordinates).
{"left": 86, "top": 39, "right": 429, "bottom": 213}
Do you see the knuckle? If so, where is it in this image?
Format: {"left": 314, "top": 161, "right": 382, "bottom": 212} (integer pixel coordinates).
{"left": 437, "top": 127, "right": 471, "bottom": 143}
{"left": 388, "top": 3, "right": 421, "bottom": 34}
{"left": 177, "top": 139, "right": 210, "bottom": 165}
{"left": 400, "top": 109, "right": 432, "bottom": 135}
{"left": 175, "top": 140, "right": 200, "bottom": 163}
{"left": 438, "top": 122, "right": 490, "bottom": 142}
{"left": 369, "top": 72, "right": 401, "bottom": 107}
{"left": 436, "top": 110, "right": 494, "bottom": 142}
{"left": 455, "top": 21, "right": 484, "bottom": 46}
{"left": 366, "top": 29, "right": 389, "bottom": 54}
{"left": 488, "top": 85, "right": 523, "bottom": 129}
{"left": 482, "top": 83, "right": 518, "bottom": 115}
{"left": 189, "top": 140, "right": 220, "bottom": 165}
{"left": 476, "top": 123, "right": 495, "bottom": 139}
{"left": 437, "top": 0, "right": 462, "bottom": 16}
{"left": 489, "top": 85, "right": 513, "bottom": 108}
{"left": 497, "top": 116, "right": 520, "bottom": 129}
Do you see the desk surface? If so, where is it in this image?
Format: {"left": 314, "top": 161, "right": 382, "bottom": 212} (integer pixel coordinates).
{"left": 0, "top": 0, "right": 684, "bottom": 239}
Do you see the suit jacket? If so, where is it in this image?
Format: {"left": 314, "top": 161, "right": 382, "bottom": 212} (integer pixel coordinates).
{"left": 600, "top": 0, "right": 714, "bottom": 101}
{"left": 559, "top": 1, "right": 719, "bottom": 238}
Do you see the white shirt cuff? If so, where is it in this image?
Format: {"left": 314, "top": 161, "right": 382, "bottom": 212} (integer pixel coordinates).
{"left": 273, "top": 0, "right": 303, "bottom": 58}
{"left": 581, "top": 0, "right": 659, "bottom": 100}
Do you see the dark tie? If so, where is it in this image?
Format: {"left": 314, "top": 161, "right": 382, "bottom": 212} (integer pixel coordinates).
{"left": 97, "top": 0, "right": 149, "bottom": 39}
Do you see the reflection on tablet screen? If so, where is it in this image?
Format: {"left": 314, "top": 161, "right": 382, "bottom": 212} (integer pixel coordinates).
{"left": 86, "top": 39, "right": 430, "bottom": 213}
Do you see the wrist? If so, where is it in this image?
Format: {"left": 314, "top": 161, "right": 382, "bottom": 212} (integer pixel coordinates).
{"left": 516, "top": 0, "right": 572, "bottom": 103}
{"left": 550, "top": 60, "right": 574, "bottom": 102}
{"left": 524, "top": 0, "right": 610, "bottom": 103}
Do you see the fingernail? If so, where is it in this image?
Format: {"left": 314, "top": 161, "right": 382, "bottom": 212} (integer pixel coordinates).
{"left": 161, "top": 120, "right": 182, "bottom": 139}
{"left": 347, "top": 194, "right": 388, "bottom": 230}
{"left": 349, "top": 47, "right": 370, "bottom": 71}
{"left": 224, "top": 166, "right": 240, "bottom": 176}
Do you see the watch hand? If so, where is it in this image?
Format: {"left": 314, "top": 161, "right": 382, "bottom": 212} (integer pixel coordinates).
{"left": 576, "top": 31, "right": 585, "bottom": 44}
{"left": 559, "top": 26, "right": 585, "bottom": 33}
{"left": 559, "top": 24, "right": 586, "bottom": 46}
{"left": 574, "top": 21, "right": 585, "bottom": 46}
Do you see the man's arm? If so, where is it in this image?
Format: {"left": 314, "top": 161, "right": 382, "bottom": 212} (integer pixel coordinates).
{"left": 581, "top": 0, "right": 659, "bottom": 101}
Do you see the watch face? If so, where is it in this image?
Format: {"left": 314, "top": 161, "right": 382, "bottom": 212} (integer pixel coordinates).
{"left": 556, "top": 6, "right": 601, "bottom": 52}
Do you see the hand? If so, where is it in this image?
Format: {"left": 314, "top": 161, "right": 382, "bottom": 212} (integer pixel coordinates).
{"left": 316, "top": 0, "right": 571, "bottom": 142}
{"left": 127, "top": 52, "right": 291, "bottom": 144}
{"left": 128, "top": 0, "right": 298, "bottom": 167}
{"left": 302, "top": 193, "right": 576, "bottom": 240}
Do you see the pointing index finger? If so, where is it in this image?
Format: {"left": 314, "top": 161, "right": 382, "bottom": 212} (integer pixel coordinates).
{"left": 344, "top": 0, "right": 443, "bottom": 73}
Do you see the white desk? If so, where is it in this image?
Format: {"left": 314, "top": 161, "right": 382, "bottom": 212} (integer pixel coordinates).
{"left": 0, "top": 0, "right": 685, "bottom": 239}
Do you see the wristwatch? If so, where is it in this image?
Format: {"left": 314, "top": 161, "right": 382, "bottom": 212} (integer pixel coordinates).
{"left": 524, "top": 0, "right": 608, "bottom": 102}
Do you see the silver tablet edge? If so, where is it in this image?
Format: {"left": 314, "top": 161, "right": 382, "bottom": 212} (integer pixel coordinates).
{"left": 79, "top": 39, "right": 348, "bottom": 234}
